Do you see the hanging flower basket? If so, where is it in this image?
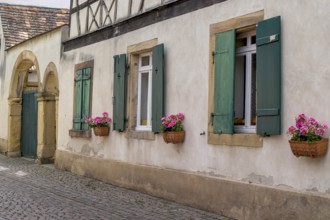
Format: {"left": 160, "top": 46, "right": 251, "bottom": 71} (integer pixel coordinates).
{"left": 289, "top": 138, "right": 328, "bottom": 157}
{"left": 93, "top": 126, "right": 110, "bottom": 136}
{"left": 161, "top": 113, "right": 185, "bottom": 144}
{"left": 287, "top": 114, "right": 328, "bottom": 158}
{"left": 85, "top": 112, "right": 112, "bottom": 137}
{"left": 163, "top": 131, "right": 185, "bottom": 144}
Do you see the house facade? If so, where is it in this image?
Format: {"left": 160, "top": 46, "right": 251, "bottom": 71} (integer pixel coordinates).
{"left": 55, "top": 0, "right": 330, "bottom": 219}
{"left": 0, "top": 4, "right": 69, "bottom": 162}
{"left": 1, "top": 0, "right": 330, "bottom": 219}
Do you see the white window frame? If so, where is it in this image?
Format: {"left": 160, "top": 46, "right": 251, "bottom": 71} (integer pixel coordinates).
{"left": 136, "top": 52, "right": 152, "bottom": 131}
{"left": 234, "top": 31, "right": 256, "bottom": 134}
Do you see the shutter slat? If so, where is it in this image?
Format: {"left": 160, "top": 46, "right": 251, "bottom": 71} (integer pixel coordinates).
{"left": 256, "top": 16, "right": 281, "bottom": 136}
{"left": 152, "top": 44, "right": 165, "bottom": 133}
{"left": 82, "top": 68, "right": 91, "bottom": 130}
{"left": 113, "top": 54, "right": 127, "bottom": 131}
{"left": 213, "top": 30, "right": 235, "bottom": 134}
{"left": 74, "top": 70, "right": 83, "bottom": 130}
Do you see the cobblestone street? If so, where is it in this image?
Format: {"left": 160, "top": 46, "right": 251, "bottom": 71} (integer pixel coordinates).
{"left": 0, "top": 155, "right": 232, "bottom": 220}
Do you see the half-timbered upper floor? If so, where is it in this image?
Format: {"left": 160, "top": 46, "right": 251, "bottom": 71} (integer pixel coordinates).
{"left": 66, "top": 0, "right": 227, "bottom": 50}
{"left": 70, "top": 0, "right": 178, "bottom": 38}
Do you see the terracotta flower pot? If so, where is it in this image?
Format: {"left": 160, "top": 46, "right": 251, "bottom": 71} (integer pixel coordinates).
{"left": 93, "top": 126, "right": 110, "bottom": 136}
{"left": 163, "top": 131, "right": 185, "bottom": 144}
{"left": 289, "top": 138, "right": 328, "bottom": 157}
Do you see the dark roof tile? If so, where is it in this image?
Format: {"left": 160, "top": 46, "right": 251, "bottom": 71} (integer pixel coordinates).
{"left": 0, "top": 4, "right": 69, "bottom": 49}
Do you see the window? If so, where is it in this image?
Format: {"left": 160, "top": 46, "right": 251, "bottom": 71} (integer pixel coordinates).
{"left": 113, "top": 39, "right": 165, "bottom": 136}
{"left": 234, "top": 31, "right": 256, "bottom": 133}
{"left": 136, "top": 53, "right": 152, "bottom": 131}
{"left": 72, "top": 61, "right": 93, "bottom": 131}
{"left": 208, "top": 12, "right": 281, "bottom": 146}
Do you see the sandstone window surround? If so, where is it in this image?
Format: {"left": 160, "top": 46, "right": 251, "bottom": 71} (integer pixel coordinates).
{"left": 208, "top": 10, "right": 281, "bottom": 147}
{"left": 69, "top": 60, "right": 94, "bottom": 138}
{"left": 112, "top": 38, "right": 165, "bottom": 140}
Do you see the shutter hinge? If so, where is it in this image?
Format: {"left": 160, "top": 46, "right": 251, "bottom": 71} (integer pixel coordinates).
{"left": 212, "top": 51, "right": 215, "bottom": 64}
{"left": 112, "top": 96, "right": 115, "bottom": 104}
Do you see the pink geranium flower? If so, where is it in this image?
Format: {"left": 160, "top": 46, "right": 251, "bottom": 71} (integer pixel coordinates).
{"left": 85, "top": 112, "right": 112, "bottom": 128}
{"left": 287, "top": 113, "right": 328, "bottom": 142}
{"left": 161, "top": 113, "right": 185, "bottom": 132}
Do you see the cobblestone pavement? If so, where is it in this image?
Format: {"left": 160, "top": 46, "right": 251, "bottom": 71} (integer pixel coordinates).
{"left": 0, "top": 155, "right": 233, "bottom": 220}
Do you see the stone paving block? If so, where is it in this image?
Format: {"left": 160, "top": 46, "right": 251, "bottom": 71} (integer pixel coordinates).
{"left": 0, "top": 155, "right": 233, "bottom": 220}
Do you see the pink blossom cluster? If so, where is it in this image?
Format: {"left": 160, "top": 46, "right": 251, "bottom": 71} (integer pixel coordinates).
{"left": 161, "top": 113, "right": 184, "bottom": 132}
{"left": 85, "top": 112, "right": 112, "bottom": 128}
{"left": 287, "top": 113, "right": 328, "bottom": 141}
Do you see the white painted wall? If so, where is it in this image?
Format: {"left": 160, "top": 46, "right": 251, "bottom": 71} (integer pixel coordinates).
{"left": 59, "top": 0, "right": 330, "bottom": 193}
{"left": 0, "top": 27, "right": 67, "bottom": 140}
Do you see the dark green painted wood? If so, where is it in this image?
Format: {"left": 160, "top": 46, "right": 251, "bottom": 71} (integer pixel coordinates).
{"left": 82, "top": 68, "right": 91, "bottom": 130}
{"left": 21, "top": 91, "right": 38, "bottom": 158}
{"left": 113, "top": 54, "right": 127, "bottom": 132}
{"left": 74, "top": 70, "right": 83, "bottom": 130}
{"left": 213, "top": 30, "right": 235, "bottom": 134}
{"left": 74, "top": 68, "right": 91, "bottom": 130}
{"left": 152, "top": 44, "right": 165, "bottom": 133}
{"left": 256, "top": 16, "right": 281, "bottom": 136}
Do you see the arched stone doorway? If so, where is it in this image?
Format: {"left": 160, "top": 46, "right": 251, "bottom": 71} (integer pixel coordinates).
{"left": 8, "top": 51, "right": 40, "bottom": 158}
{"left": 37, "top": 62, "right": 59, "bottom": 164}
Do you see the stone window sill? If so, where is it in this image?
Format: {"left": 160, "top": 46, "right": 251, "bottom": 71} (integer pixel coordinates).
{"left": 126, "top": 130, "right": 155, "bottom": 140}
{"left": 69, "top": 129, "right": 91, "bottom": 138}
{"left": 208, "top": 132, "right": 262, "bottom": 147}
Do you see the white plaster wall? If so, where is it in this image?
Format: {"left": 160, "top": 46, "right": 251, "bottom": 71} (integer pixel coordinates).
{"left": 0, "top": 27, "right": 66, "bottom": 140}
{"left": 59, "top": 0, "right": 330, "bottom": 193}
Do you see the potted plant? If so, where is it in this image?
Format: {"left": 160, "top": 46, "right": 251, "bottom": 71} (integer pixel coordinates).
{"left": 161, "top": 113, "right": 185, "bottom": 144}
{"left": 85, "top": 112, "right": 112, "bottom": 136}
{"left": 287, "top": 113, "right": 328, "bottom": 157}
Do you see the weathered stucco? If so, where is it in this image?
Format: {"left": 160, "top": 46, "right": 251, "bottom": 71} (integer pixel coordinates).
{"left": 0, "top": 26, "right": 68, "bottom": 159}
{"left": 57, "top": 0, "right": 330, "bottom": 195}
{"left": 0, "top": 0, "right": 329, "bottom": 218}
{"left": 56, "top": 149, "right": 330, "bottom": 220}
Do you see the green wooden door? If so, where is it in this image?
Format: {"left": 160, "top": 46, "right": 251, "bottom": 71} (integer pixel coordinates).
{"left": 21, "top": 91, "right": 38, "bottom": 158}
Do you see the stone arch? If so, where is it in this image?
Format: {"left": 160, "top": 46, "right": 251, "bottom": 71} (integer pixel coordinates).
{"left": 37, "top": 62, "right": 59, "bottom": 163}
{"left": 9, "top": 50, "right": 41, "bottom": 99}
{"left": 7, "top": 50, "right": 41, "bottom": 157}
{"left": 42, "top": 62, "right": 59, "bottom": 95}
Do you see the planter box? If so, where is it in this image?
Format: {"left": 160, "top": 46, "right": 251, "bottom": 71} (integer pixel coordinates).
{"left": 163, "top": 131, "right": 185, "bottom": 144}
{"left": 289, "top": 138, "right": 328, "bottom": 157}
{"left": 93, "top": 127, "right": 110, "bottom": 136}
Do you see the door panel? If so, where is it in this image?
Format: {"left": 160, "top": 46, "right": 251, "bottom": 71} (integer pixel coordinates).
{"left": 21, "top": 91, "right": 38, "bottom": 158}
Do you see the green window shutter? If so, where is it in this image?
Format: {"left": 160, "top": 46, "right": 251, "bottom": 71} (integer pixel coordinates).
{"left": 81, "top": 68, "right": 91, "bottom": 130}
{"left": 113, "top": 54, "right": 127, "bottom": 132}
{"left": 73, "top": 70, "right": 83, "bottom": 130}
{"left": 256, "top": 16, "right": 281, "bottom": 136}
{"left": 152, "top": 44, "right": 165, "bottom": 133}
{"left": 213, "top": 30, "right": 235, "bottom": 134}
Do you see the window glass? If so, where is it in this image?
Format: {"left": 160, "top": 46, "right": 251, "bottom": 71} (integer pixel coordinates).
{"left": 234, "top": 55, "right": 246, "bottom": 126}
{"left": 140, "top": 72, "right": 149, "bottom": 126}
{"left": 137, "top": 53, "right": 152, "bottom": 131}
{"left": 236, "top": 37, "right": 247, "bottom": 48}
{"left": 250, "top": 53, "right": 256, "bottom": 126}
{"left": 251, "top": 35, "right": 256, "bottom": 44}
{"left": 234, "top": 31, "right": 256, "bottom": 133}
{"left": 141, "top": 56, "right": 150, "bottom": 66}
